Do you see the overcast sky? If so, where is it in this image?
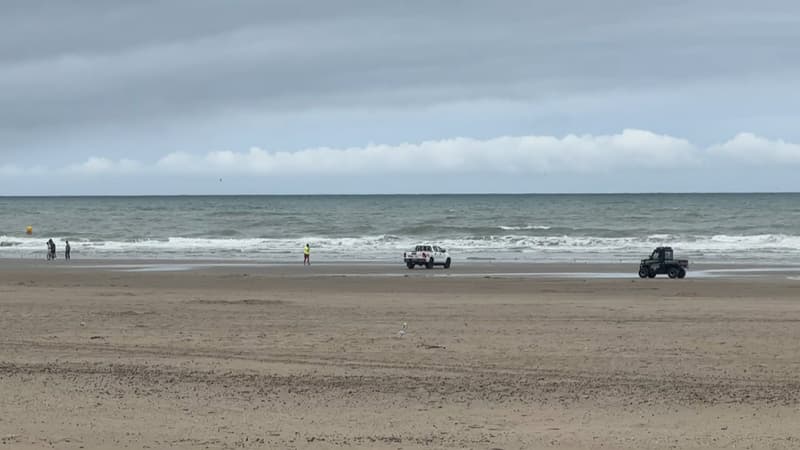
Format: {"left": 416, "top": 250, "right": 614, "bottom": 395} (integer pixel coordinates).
{"left": 2, "top": 0, "right": 800, "bottom": 195}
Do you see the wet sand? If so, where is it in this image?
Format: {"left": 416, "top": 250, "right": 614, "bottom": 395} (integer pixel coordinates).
{"left": 2, "top": 261, "right": 800, "bottom": 449}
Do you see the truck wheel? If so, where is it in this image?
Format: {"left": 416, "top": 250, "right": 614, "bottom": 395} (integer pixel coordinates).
{"left": 426, "top": 258, "right": 434, "bottom": 269}
{"left": 444, "top": 258, "right": 451, "bottom": 269}
{"left": 638, "top": 267, "right": 648, "bottom": 278}
{"left": 407, "top": 262, "right": 414, "bottom": 269}
{"left": 667, "top": 267, "right": 679, "bottom": 279}
{"left": 678, "top": 269, "right": 686, "bottom": 279}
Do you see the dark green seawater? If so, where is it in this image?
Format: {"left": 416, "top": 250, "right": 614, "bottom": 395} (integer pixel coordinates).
{"left": 1, "top": 194, "right": 799, "bottom": 263}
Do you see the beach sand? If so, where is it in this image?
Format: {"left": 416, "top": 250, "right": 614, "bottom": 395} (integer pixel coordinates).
{"left": 2, "top": 261, "right": 800, "bottom": 449}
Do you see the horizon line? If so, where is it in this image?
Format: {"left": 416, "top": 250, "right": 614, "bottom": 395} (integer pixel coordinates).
{"left": 1, "top": 191, "right": 799, "bottom": 198}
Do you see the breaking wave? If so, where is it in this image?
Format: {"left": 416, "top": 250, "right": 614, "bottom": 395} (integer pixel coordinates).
{"left": 2, "top": 233, "right": 800, "bottom": 263}
{"left": 498, "top": 225, "right": 552, "bottom": 231}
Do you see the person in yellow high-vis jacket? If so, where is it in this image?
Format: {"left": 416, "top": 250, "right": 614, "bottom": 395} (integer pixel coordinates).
{"left": 303, "top": 244, "right": 310, "bottom": 266}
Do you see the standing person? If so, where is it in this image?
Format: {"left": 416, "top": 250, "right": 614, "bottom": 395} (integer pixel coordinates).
{"left": 65, "top": 240, "right": 71, "bottom": 260}
{"left": 46, "top": 239, "right": 56, "bottom": 260}
{"left": 303, "top": 243, "right": 311, "bottom": 266}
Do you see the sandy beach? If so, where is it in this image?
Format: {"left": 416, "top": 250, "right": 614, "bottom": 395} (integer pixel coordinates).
{"left": 2, "top": 260, "right": 800, "bottom": 449}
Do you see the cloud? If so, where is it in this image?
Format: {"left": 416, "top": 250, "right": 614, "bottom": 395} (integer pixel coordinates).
{"left": 0, "top": 163, "right": 45, "bottom": 176}
{"left": 707, "top": 133, "right": 800, "bottom": 165}
{"left": 4, "top": 130, "right": 800, "bottom": 183}
{"left": 4, "top": 129, "right": 800, "bottom": 196}
{"left": 0, "top": 128, "right": 696, "bottom": 178}
{"left": 66, "top": 157, "right": 142, "bottom": 174}
{"left": 150, "top": 129, "right": 698, "bottom": 175}
{"left": 2, "top": 0, "right": 799, "bottom": 140}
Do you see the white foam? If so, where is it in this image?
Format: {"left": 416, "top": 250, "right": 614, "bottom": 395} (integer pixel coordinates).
{"left": 498, "top": 225, "right": 552, "bottom": 230}
{"left": 3, "top": 233, "right": 800, "bottom": 263}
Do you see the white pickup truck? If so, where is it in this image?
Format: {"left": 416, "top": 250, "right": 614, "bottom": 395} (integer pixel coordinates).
{"left": 403, "top": 245, "right": 451, "bottom": 269}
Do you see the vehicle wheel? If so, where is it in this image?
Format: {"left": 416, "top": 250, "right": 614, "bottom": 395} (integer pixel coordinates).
{"left": 667, "top": 267, "right": 679, "bottom": 279}
{"left": 647, "top": 267, "right": 657, "bottom": 278}
{"left": 426, "top": 258, "right": 434, "bottom": 269}
{"left": 678, "top": 269, "right": 686, "bottom": 279}
{"left": 407, "top": 262, "right": 414, "bottom": 269}
{"left": 444, "top": 258, "right": 451, "bottom": 269}
{"left": 638, "top": 267, "right": 648, "bottom": 278}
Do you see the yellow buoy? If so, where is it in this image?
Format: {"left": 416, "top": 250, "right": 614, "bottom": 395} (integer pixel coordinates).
{"left": 26, "top": 226, "right": 33, "bottom": 235}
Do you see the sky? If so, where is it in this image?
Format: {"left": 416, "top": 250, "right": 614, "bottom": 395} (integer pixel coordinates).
{"left": 2, "top": 0, "right": 800, "bottom": 195}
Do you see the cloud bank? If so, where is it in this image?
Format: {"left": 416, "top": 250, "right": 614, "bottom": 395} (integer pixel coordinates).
{"left": 707, "top": 133, "right": 800, "bottom": 165}
{"left": 3, "top": 130, "right": 796, "bottom": 179}
{"left": 154, "top": 129, "right": 698, "bottom": 175}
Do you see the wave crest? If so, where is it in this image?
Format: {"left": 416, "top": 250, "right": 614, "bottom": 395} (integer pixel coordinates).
{"left": 2, "top": 233, "right": 800, "bottom": 263}
{"left": 498, "top": 225, "right": 552, "bottom": 231}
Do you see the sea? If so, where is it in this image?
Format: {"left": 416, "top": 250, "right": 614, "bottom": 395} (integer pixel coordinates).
{"left": 1, "top": 194, "right": 799, "bottom": 264}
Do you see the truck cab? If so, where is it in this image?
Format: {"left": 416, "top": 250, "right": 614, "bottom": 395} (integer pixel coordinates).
{"left": 650, "top": 247, "right": 673, "bottom": 262}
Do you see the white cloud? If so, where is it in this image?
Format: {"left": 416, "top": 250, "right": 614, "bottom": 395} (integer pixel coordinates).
{"left": 155, "top": 152, "right": 194, "bottom": 169}
{"left": 153, "top": 129, "right": 699, "bottom": 175}
{"left": 0, "top": 163, "right": 46, "bottom": 176}
{"left": 67, "top": 157, "right": 142, "bottom": 174}
{"left": 707, "top": 133, "right": 800, "bottom": 165}
{"left": 0, "top": 164, "right": 21, "bottom": 176}
{"left": 4, "top": 130, "right": 800, "bottom": 181}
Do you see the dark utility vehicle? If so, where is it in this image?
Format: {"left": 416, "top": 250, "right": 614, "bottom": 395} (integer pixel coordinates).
{"left": 638, "top": 247, "right": 688, "bottom": 279}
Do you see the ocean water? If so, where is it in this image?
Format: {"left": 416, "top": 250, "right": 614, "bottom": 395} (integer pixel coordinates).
{"left": 1, "top": 194, "right": 799, "bottom": 264}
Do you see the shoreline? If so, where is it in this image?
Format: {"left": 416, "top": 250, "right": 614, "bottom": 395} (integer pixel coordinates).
{"left": 2, "top": 257, "right": 800, "bottom": 279}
